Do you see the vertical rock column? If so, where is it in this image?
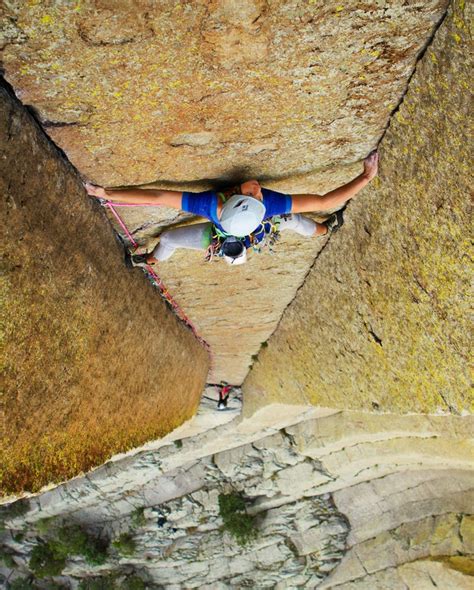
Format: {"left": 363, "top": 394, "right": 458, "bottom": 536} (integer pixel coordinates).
{"left": 0, "top": 83, "right": 209, "bottom": 496}
{"left": 242, "top": 0, "right": 472, "bottom": 416}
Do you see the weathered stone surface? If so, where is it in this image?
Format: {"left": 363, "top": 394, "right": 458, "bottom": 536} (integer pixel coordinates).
{"left": 328, "top": 559, "right": 474, "bottom": 590}
{"left": 1, "top": 409, "right": 357, "bottom": 588}
{"left": 460, "top": 514, "right": 474, "bottom": 554}
{"left": 1, "top": 1, "right": 472, "bottom": 587}
{"left": 398, "top": 560, "right": 473, "bottom": 590}
{"left": 283, "top": 412, "right": 474, "bottom": 499}
{"left": 1, "top": 0, "right": 447, "bottom": 187}
{"left": 321, "top": 492, "right": 474, "bottom": 588}
{"left": 1, "top": 0, "right": 458, "bottom": 386}
{"left": 243, "top": 0, "right": 473, "bottom": 415}
{"left": 0, "top": 0, "right": 455, "bottom": 385}
{"left": 156, "top": 231, "right": 328, "bottom": 383}
{"left": 0, "top": 82, "right": 209, "bottom": 495}
{"left": 322, "top": 511, "right": 474, "bottom": 589}
{"left": 1, "top": 409, "right": 471, "bottom": 588}
{"left": 285, "top": 412, "right": 474, "bottom": 454}
{"left": 291, "top": 519, "right": 348, "bottom": 556}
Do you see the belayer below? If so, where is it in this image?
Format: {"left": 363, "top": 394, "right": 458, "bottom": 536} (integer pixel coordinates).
{"left": 85, "top": 152, "right": 378, "bottom": 266}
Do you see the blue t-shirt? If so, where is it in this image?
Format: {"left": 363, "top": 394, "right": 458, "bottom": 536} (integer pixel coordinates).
{"left": 181, "top": 188, "right": 292, "bottom": 247}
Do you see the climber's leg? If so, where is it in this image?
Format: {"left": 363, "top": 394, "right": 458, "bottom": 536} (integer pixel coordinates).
{"left": 278, "top": 213, "right": 327, "bottom": 237}
{"left": 148, "top": 222, "right": 213, "bottom": 263}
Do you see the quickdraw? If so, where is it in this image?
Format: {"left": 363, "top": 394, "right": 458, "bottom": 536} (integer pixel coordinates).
{"left": 249, "top": 218, "right": 281, "bottom": 254}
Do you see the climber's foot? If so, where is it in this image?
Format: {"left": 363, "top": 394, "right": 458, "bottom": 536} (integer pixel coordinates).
{"left": 325, "top": 209, "right": 345, "bottom": 233}
{"left": 123, "top": 249, "right": 148, "bottom": 268}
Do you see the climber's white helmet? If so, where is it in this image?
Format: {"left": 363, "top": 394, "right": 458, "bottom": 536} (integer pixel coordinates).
{"left": 221, "top": 237, "right": 247, "bottom": 266}
{"left": 220, "top": 194, "right": 266, "bottom": 237}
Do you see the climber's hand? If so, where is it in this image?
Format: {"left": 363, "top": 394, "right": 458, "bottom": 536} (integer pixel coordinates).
{"left": 84, "top": 182, "right": 107, "bottom": 199}
{"left": 363, "top": 151, "right": 379, "bottom": 181}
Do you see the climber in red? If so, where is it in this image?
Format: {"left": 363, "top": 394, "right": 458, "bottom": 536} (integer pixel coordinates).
{"left": 85, "top": 152, "right": 379, "bottom": 265}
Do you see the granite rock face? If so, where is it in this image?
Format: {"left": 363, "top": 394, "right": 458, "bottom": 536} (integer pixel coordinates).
{"left": 1, "top": 0, "right": 448, "bottom": 186}
{"left": 1, "top": 3, "right": 472, "bottom": 586}
{"left": 0, "top": 0, "right": 457, "bottom": 386}
{"left": 1, "top": 408, "right": 472, "bottom": 588}
{"left": 1, "top": 0, "right": 454, "bottom": 385}
{"left": 243, "top": 0, "right": 473, "bottom": 415}
{"left": 0, "top": 83, "right": 209, "bottom": 496}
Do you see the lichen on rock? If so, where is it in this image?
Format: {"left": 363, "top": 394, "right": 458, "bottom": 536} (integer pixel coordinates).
{"left": 243, "top": 0, "right": 473, "bottom": 416}
{"left": 1, "top": 0, "right": 449, "bottom": 186}
{"left": 0, "top": 82, "right": 209, "bottom": 496}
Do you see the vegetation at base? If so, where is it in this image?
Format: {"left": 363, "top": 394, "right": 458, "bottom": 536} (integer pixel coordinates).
{"left": 112, "top": 533, "right": 137, "bottom": 556}
{"left": 123, "top": 576, "right": 146, "bottom": 590}
{"left": 29, "top": 540, "right": 67, "bottom": 577}
{"left": 8, "top": 578, "right": 39, "bottom": 590}
{"left": 7, "top": 500, "right": 30, "bottom": 519}
{"left": 78, "top": 576, "right": 118, "bottom": 590}
{"left": 35, "top": 517, "right": 56, "bottom": 534}
{"left": 219, "top": 492, "right": 246, "bottom": 515}
{"left": 9, "top": 580, "right": 66, "bottom": 590}
{"left": 1, "top": 549, "right": 16, "bottom": 568}
{"left": 131, "top": 507, "right": 146, "bottom": 528}
{"left": 54, "top": 525, "right": 108, "bottom": 565}
{"left": 29, "top": 524, "right": 108, "bottom": 577}
{"left": 173, "top": 439, "right": 183, "bottom": 449}
{"left": 218, "top": 492, "right": 258, "bottom": 546}
{"left": 0, "top": 499, "right": 30, "bottom": 530}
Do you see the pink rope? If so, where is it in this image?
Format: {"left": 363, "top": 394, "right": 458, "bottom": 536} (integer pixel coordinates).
{"left": 105, "top": 202, "right": 211, "bottom": 355}
{"left": 106, "top": 203, "right": 138, "bottom": 248}
{"left": 104, "top": 202, "right": 160, "bottom": 207}
{"left": 146, "top": 264, "right": 210, "bottom": 351}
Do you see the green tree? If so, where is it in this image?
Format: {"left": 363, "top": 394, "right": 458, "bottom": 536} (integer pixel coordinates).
{"left": 29, "top": 540, "right": 66, "bottom": 578}
{"left": 112, "top": 533, "right": 137, "bottom": 556}
{"left": 55, "top": 525, "right": 108, "bottom": 565}
{"left": 78, "top": 576, "right": 117, "bottom": 590}
{"left": 8, "top": 577, "right": 39, "bottom": 590}
{"left": 131, "top": 508, "right": 146, "bottom": 528}
{"left": 218, "top": 492, "right": 258, "bottom": 546}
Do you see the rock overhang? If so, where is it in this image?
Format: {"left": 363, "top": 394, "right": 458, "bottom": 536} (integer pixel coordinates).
{"left": 1, "top": 0, "right": 449, "bottom": 186}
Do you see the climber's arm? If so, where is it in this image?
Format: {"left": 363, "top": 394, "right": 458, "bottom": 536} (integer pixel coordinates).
{"left": 85, "top": 183, "right": 183, "bottom": 209}
{"left": 290, "top": 152, "right": 379, "bottom": 214}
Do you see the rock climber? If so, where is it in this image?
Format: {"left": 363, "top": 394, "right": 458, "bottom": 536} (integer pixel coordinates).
{"left": 85, "top": 152, "right": 378, "bottom": 265}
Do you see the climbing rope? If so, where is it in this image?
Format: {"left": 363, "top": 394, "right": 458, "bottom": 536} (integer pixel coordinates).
{"left": 102, "top": 201, "right": 211, "bottom": 354}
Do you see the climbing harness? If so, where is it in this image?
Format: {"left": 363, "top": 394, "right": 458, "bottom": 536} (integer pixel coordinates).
{"left": 101, "top": 200, "right": 210, "bottom": 353}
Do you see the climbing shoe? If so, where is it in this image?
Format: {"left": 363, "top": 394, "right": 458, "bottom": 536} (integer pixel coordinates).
{"left": 124, "top": 249, "right": 150, "bottom": 269}
{"left": 325, "top": 209, "right": 345, "bottom": 234}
